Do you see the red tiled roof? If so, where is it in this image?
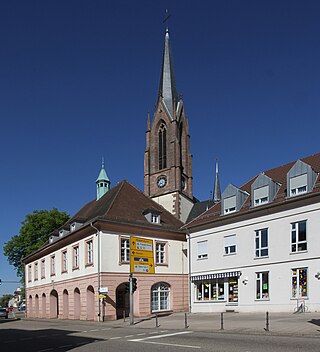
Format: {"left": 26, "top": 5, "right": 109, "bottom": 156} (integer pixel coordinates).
{"left": 185, "top": 152, "right": 320, "bottom": 229}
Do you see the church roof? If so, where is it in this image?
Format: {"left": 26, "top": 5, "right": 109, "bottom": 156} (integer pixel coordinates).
{"left": 157, "top": 28, "right": 178, "bottom": 119}
{"left": 184, "top": 152, "right": 320, "bottom": 231}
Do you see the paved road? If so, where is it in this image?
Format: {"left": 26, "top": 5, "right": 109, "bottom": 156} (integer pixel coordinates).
{"left": 1, "top": 318, "right": 320, "bottom": 351}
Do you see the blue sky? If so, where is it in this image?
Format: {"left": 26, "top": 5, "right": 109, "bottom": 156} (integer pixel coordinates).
{"left": 1, "top": 0, "right": 320, "bottom": 296}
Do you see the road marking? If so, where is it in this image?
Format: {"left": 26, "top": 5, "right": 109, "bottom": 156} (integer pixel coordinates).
{"left": 90, "top": 329, "right": 99, "bottom": 332}
{"left": 110, "top": 336, "right": 121, "bottom": 340}
{"left": 149, "top": 331, "right": 159, "bottom": 334}
{"left": 101, "top": 328, "right": 111, "bottom": 330}
{"left": 58, "top": 345, "right": 72, "bottom": 349}
{"left": 125, "top": 335, "right": 135, "bottom": 337}
{"left": 138, "top": 341, "right": 201, "bottom": 349}
{"left": 129, "top": 331, "right": 193, "bottom": 341}
{"left": 82, "top": 330, "right": 88, "bottom": 333}
{"left": 137, "top": 333, "right": 146, "bottom": 336}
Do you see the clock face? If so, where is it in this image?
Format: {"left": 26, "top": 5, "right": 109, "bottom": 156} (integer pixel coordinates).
{"left": 157, "top": 176, "right": 167, "bottom": 188}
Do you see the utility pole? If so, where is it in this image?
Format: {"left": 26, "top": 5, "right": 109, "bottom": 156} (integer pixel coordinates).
{"left": 129, "top": 273, "right": 134, "bottom": 325}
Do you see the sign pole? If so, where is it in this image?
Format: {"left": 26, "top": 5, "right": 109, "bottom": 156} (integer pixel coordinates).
{"left": 129, "top": 273, "right": 134, "bottom": 325}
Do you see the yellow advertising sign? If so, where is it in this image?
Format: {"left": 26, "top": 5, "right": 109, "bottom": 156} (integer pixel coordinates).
{"left": 97, "top": 294, "right": 106, "bottom": 299}
{"left": 130, "top": 236, "right": 155, "bottom": 274}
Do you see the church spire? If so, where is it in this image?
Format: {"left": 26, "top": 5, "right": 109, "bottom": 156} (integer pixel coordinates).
{"left": 213, "top": 159, "right": 221, "bottom": 202}
{"left": 96, "top": 158, "right": 110, "bottom": 200}
{"left": 157, "top": 16, "right": 178, "bottom": 119}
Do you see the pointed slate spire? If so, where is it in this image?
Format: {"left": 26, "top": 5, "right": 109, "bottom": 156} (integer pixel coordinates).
{"left": 157, "top": 23, "right": 178, "bottom": 119}
{"left": 96, "top": 158, "right": 110, "bottom": 200}
{"left": 213, "top": 159, "right": 221, "bottom": 202}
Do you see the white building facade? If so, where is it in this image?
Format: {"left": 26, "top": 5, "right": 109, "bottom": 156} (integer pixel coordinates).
{"left": 186, "top": 154, "right": 320, "bottom": 313}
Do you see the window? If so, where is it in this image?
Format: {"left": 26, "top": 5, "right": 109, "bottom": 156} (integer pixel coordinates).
{"left": 73, "top": 245, "right": 79, "bottom": 269}
{"left": 290, "top": 174, "right": 307, "bottom": 196}
{"left": 156, "top": 242, "right": 167, "bottom": 265}
{"left": 34, "top": 262, "right": 38, "bottom": 281}
{"left": 292, "top": 268, "right": 308, "bottom": 298}
{"left": 197, "top": 240, "right": 208, "bottom": 259}
{"left": 120, "top": 237, "right": 130, "bottom": 263}
{"left": 291, "top": 221, "right": 307, "bottom": 252}
{"left": 71, "top": 223, "right": 76, "bottom": 232}
{"left": 224, "top": 196, "right": 236, "bottom": 214}
{"left": 196, "top": 280, "right": 225, "bottom": 301}
{"left": 253, "top": 186, "right": 269, "bottom": 206}
{"left": 151, "top": 283, "right": 170, "bottom": 312}
{"left": 41, "top": 259, "right": 45, "bottom": 279}
{"left": 224, "top": 235, "right": 236, "bottom": 255}
{"left": 151, "top": 214, "right": 160, "bottom": 224}
{"left": 86, "top": 239, "right": 93, "bottom": 265}
{"left": 256, "top": 272, "right": 269, "bottom": 300}
{"left": 28, "top": 265, "right": 32, "bottom": 282}
{"left": 62, "top": 250, "right": 68, "bottom": 272}
{"left": 158, "top": 123, "right": 167, "bottom": 170}
{"left": 255, "top": 228, "right": 268, "bottom": 257}
{"left": 51, "top": 255, "right": 55, "bottom": 276}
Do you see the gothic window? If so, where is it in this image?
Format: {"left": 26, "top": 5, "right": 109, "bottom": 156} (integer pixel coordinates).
{"left": 158, "top": 123, "right": 167, "bottom": 170}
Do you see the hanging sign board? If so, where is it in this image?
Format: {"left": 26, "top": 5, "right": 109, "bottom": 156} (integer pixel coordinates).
{"left": 130, "top": 236, "right": 155, "bottom": 274}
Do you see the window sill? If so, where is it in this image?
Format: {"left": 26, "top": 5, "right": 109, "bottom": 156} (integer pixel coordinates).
{"left": 254, "top": 256, "right": 269, "bottom": 260}
{"left": 255, "top": 299, "right": 270, "bottom": 301}
{"left": 291, "top": 297, "right": 308, "bottom": 301}
{"left": 72, "top": 267, "right": 79, "bottom": 271}
{"left": 119, "top": 261, "right": 129, "bottom": 265}
{"left": 85, "top": 263, "right": 94, "bottom": 268}
{"left": 223, "top": 253, "right": 237, "bottom": 257}
{"left": 50, "top": 273, "right": 55, "bottom": 277}
{"left": 290, "top": 250, "right": 308, "bottom": 255}
{"left": 156, "top": 263, "right": 168, "bottom": 267}
{"left": 197, "top": 257, "right": 208, "bottom": 261}
{"left": 61, "top": 270, "right": 68, "bottom": 274}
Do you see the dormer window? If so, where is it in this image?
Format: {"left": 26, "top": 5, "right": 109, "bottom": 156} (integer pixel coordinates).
{"left": 221, "top": 185, "right": 249, "bottom": 216}
{"left": 253, "top": 186, "right": 269, "bottom": 206}
{"left": 289, "top": 174, "right": 307, "bottom": 196}
{"left": 143, "top": 208, "right": 162, "bottom": 225}
{"left": 287, "top": 160, "right": 317, "bottom": 198}
{"left": 151, "top": 214, "right": 160, "bottom": 224}
{"left": 71, "top": 223, "right": 76, "bottom": 232}
{"left": 251, "top": 173, "right": 280, "bottom": 207}
{"left": 224, "top": 196, "right": 236, "bottom": 214}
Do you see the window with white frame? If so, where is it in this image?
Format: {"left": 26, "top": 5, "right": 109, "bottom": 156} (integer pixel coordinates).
{"left": 224, "top": 196, "right": 236, "bottom": 214}
{"left": 86, "top": 239, "right": 93, "bottom": 265}
{"left": 156, "top": 242, "right": 166, "bottom": 264}
{"left": 292, "top": 268, "right": 308, "bottom": 298}
{"left": 120, "top": 237, "right": 130, "bottom": 263}
{"left": 224, "top": 235, "right": 236, "bottom": 255}
{"left": 197, "top": 240, "right": 208, "bottom": 259}
{"left": 62, "top": 250, "right": 68, "bottom": 272}
{"left": 151, "top": 214, "right": 160, "bottom": 224}
{"left": 291, "top": 221, "right": 307, "bottom": 252}
{"left": 253, "top": 186, "right": 269, "bottom": 206}
{"left": 256, "top": 272, "right": 269, "bottom": 300}
{"left": 255, "top": 228, "right": 268, "bottom": 257}
{"left": 41, "top": 259, "right": 45, "bottom": 279}
{"left": 290, "top": 174, "right": 307, "bottom": 196}
{"left": 73, "top": 245, "right": 79, "bottom": 269}
{"left": 51, "top": 255, "right": 55, "bottom": 276}
{"left": 151, "top": 282, "right": 170, "bottom": 312}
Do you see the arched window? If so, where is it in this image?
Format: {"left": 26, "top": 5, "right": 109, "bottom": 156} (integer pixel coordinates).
{"left": 158, "top": 123, "right": 167, "bottom": 170}
{"left": 151, "top": 282, "right": 170, "bottom": 312}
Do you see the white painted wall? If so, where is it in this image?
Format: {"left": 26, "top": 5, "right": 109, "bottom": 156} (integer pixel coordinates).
{"left": 189, "top": 202, "right": 320, "bottom": 313}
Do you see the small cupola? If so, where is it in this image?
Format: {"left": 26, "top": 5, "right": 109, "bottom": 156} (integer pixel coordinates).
{"left": 96, "top": 158, "right": 111, "bottom": 200}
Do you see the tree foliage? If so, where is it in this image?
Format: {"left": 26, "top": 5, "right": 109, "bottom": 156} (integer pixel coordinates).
{"left": 3, "top": 209, "right": 70, "bottom": 281}
{"left": 0, "top": 294, "right": 13, "bottom": 307}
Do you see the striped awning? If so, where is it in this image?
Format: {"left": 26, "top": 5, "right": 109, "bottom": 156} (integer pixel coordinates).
{"left": 191, "top": 271, "right": 242, "bottom": 282}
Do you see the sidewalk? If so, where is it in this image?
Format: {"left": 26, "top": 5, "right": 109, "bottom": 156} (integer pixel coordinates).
{"left": 126, "top": 312, "right": 320, "bottom": 337}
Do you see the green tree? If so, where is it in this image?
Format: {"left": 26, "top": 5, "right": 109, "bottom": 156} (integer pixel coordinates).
{"left": 3, "top": 209, "right": 69, "bottom": 282}
{"left": 0, "top": 294, "right": 13, "bottom": 307}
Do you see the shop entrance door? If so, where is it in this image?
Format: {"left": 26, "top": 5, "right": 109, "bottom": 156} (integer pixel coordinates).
{"left": 228, "top": 279, "right": 238, "bottom": 304}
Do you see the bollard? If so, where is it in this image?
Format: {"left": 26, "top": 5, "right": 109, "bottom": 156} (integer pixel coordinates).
{"left": 220, "top": 312, "right": 224, "bottom": 330}
{"left": 123, "top": 310, "right": 126, "bottom": 322}
{"left": 265, "top": 311, "right": 269, "bottom": 331}
{"left": 155, "top": 314, "right": 160, "bottom": 328}
{"left": 185, "top": 312, "right": 189, "bottom": 328}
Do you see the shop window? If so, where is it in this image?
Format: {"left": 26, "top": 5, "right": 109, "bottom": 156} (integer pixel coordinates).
{"left": 255, "top": 228, "right": 268, "bottom": 257}
{"left": 292, "top": 268, "right": 308, "bottom": 298}
{"left": 228, "top": 279, "right": 238, "bottom": 303}
{"left": 195, "top": 280, "right": 225, "bottom": 301}
{"left": 291, "top": 221, "right": 307, "bottom": 252}
{"left": 256, "top": 272, "right": 269, "bottom": 300}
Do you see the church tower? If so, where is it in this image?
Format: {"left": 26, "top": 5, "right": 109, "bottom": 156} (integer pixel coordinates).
{"left": 144, "top": 25, "right": 194, "bottom": 222}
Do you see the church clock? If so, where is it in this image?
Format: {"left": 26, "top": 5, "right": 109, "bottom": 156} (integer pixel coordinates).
{"left": 157, "top": 176, "right": 167, "bottom": 188}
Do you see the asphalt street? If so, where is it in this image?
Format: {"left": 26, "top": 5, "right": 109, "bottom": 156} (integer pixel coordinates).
{"left": 1, "top": 317, "right": 320, "bottom": 352}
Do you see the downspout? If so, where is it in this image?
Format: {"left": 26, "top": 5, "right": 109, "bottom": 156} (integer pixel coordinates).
{"left": 186, "top": 229, "right": 192, "bottom": 313}
{"left": 90, "top": 222, "right": 101, "bottom": 322}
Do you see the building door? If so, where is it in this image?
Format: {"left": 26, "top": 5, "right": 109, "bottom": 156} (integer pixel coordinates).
{"left": 116, "top": 283, "right": 129, "bottom": 319}
{"left": 228, "top": 279, "right": 239, "bottom": 304}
